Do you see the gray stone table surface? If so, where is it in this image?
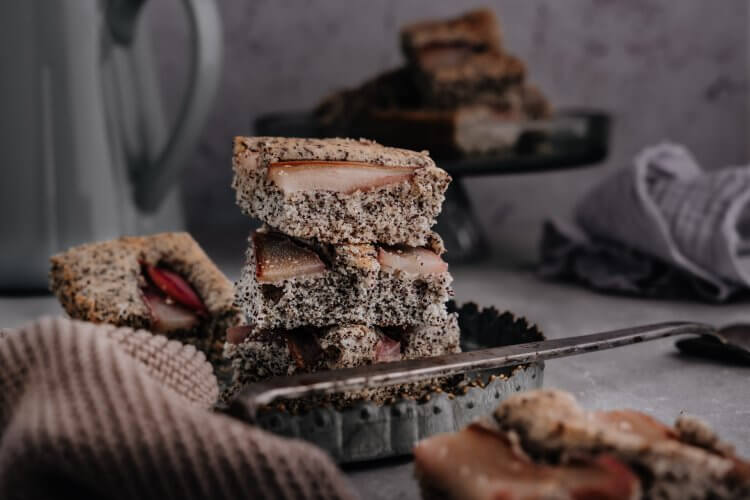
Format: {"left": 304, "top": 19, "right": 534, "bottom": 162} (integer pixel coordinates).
{"left": 2, "top": 265, "right": 749, "bottom": 500}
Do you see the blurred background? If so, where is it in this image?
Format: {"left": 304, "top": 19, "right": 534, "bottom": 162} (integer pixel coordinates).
{"left": 2, "top": 0, "right": 748, "bottom": 288}
{"left": 148, "top": 0, "right": 748, "bottom": 266}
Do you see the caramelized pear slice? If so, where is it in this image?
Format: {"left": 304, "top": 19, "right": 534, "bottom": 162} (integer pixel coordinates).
{"left": 146, "top": 265, "right": 208, "bottom": 316}
{"left": 268, "top": 160, "right": 415, "bottom": 194}
{"left": 594, "top": 410, "right": 677, "bottom": 442}
{"left": 285, "top": 328, "right": 324, "bottom": 370}
{"left": 227, "top": 325, "right": 254, "bottom": 345}
{"left": 254, "top": 232, "right": 326, "bottom": 283}
{"left": 377, "top": 246, "right": 448, "bottom": 276}
{"left": 143, "top": 290, "right": 199, "bottom": 333}
{"left": 374, "top": 334, "right": 402, "bottom": 363}
{"left": 419, "top": 44, "right": 476, "bottom": 70}
{"left": 414, "top": 423, "right": 640, "bottom": 500}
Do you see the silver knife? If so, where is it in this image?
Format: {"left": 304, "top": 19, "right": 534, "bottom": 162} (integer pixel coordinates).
{"left": 228, "top": 321, "right": 714, "bottom": 420}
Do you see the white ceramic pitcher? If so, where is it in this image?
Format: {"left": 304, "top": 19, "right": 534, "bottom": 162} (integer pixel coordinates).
{"left": 0, "top": 0, "right": 222, "bottom": 290}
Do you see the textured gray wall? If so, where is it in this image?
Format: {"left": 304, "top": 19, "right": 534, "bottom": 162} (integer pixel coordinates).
{"left": 146, "top": 0, "right": 749, "bottom": 264}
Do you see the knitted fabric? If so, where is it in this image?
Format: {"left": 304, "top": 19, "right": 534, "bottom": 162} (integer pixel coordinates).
{"left": 0, "top": 316, "right": 355, "bottom": 500}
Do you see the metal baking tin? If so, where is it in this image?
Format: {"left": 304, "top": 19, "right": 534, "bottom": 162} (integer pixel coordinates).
{"left": 254, "top": 303, "right": 545, "bottom": 463}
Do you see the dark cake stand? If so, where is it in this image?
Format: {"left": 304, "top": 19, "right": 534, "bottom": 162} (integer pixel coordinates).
{"left": 254, "top": 110, "right": 610, "bottom": 263}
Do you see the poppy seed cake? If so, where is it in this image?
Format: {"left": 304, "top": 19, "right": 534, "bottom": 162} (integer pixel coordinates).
{"left": 232, "top": 136, "right": 451, "bottom": 246}
{"left": 235, "top": 227, "right": 453, "bottom": 330}
{"left": 493, "top": 390, "right": 750, "bottom": 499}
{"left": 223, "top": 314, "right": 460, "bottom": 406}
{"left": 49, "top": 232, "right": 242, "bottom": 366}
{"left": 399, "top": 8, "right": 527, "bottom": 109}
{"left": 414, "top": 52, "right": 526, "bottom": 109}
{"left": 414, "top": 420, "right": 640, "bottom": 500}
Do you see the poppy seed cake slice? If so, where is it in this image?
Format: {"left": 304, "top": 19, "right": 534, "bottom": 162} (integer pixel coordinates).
{"left": 232, "top": 136, "right": 451, "bottom": 246}
{"left": 49, "top": 232, "right": 242, "bottom": 366}
{"left": 415, "top": 51, "right": 526, "bottom": 109}
{"left": 493, "top": 390, "right": 750, "bottom": 499}
{"left": 400, "top": 8, "right": 503, "bottom": 64}
{"left": 223, "top": 314, "right": 460, "bottom": 406}
{"left": 235, "top": 227, "right": 453, "bottom": 330}
{"left": 400, "top": 8, "right": 527, "bottom": 109}
{"left": 414, "top": 420, "right": 640, "bottom": 500}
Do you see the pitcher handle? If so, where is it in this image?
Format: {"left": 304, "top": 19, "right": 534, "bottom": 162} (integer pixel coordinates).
{"left": 133, "top": 0, "right": 222, "bottom": 212}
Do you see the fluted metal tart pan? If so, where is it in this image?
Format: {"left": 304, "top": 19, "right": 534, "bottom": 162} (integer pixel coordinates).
{"left": 253, "top": 302, "right": 545, "bottom": 463}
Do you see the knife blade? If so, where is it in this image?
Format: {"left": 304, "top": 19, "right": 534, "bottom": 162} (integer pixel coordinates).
{"left": 228, "top": 321, "right": 714, "bottom": 420}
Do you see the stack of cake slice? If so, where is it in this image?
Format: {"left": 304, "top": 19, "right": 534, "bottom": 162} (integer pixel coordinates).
{"left": 399, "top": 8, "right": 541, "bottom": 112}
{"left": 316, "top": 8, "right": 551, "bottom": 157}
{"left": 224, "top": 136, "right": 458, "bottom": 404}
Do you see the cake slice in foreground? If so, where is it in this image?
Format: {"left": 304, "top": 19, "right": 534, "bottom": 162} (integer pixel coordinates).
{"left": 234, "top": 227, "right": 452, "bottom": 330}
{"left": 414, "top": 421, "right": 640, "bottom": 500}
{"left": 232, "top": 137, "right": 451, "bottom": 246}
{"left": 415, "top": 389, "right": 750, "bottom": 499}
{"left": 493, "top": 390, "right": 750, "bottom": 499}
{"left": 49, "top": 233, "right": 242, "bottom": 366}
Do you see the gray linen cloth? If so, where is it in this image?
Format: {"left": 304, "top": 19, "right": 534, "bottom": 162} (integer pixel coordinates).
{"left": 540, "top": 143, "right": 750, "bottom": 302}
